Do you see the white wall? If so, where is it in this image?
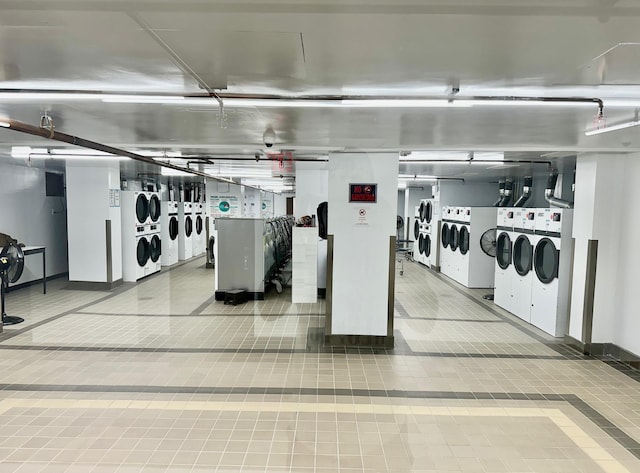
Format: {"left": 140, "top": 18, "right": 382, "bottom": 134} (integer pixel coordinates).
{"left": 294, "top": 162, "right": 328, "bottom": 219}
{"left": 66, "top": 160, "right": 121, "bottom": 283}
{"left": 569, "top": 153, "right": 639, "bottom": 356}
{"left": 243, "top": 187, "right": 261, "bottom": 218}
{"left": 0, "top": 161, "right": 69, "bottom": 283}
{"left": 328, "top": 152, "right": 398, "bottom": 336}
{"left": 274, "top": 194, "right": 287, "bottom": 216}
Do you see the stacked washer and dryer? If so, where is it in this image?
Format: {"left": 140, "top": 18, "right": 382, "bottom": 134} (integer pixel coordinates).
{"left": 440, "top": 206, "right": 497, "bottom": 288}
{"left": 493, "top": 207, "right": 574, "bottom": 337}
{"left": 192, "top": 201, "right": 206, "bottom": 256}
{"left": 178, "top": 202, "right": 194, "bottom": 261}
{"left": 161, "top": 201, "right": 180, "bottom": 267}
{"left": 121, "top": 191, "right": 162, "bottom": 282}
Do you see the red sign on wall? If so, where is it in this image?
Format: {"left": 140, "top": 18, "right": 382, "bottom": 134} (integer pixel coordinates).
{"left": 349, "top": 183, "right": 377, "bottom": 203}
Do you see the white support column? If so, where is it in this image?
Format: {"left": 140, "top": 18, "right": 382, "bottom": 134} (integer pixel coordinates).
{"left": 326, "top": 152, "right": 398, "bottom": 345}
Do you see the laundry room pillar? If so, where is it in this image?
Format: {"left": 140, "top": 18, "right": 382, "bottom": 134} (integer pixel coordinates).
{"left": 65, "top": 160, "right": 122, "bottom": 289}
{"left": 325, "top": 152, "right": 399, "bottom": 347}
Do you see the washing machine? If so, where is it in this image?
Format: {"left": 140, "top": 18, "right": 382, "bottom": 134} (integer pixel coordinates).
{"left": 494, "top": 208, "right": 516, "bottom": 313}
{"left": 147, "top": 222, "right": 162, "bottom": 275}
{"left": 147, "top": 192, "right": 161, "bottom": 225}
{"left": 440, "top": 206, "right": 456, "bottom": 277}
{"left": 413, "top": 206, "right": 421, "bottom": 264}
{"left": 161, "top": 201, "right": 179, "bottom": 267}
{"left": 121, "top": 191, "right": 150, "bottom": 227}
{"left": 178, "top": 202, "right": 194, "bottom": 260}
{"left": 192, "top": 202, "right": 205, "bottom": 256}
{"left": 121, "top": 224, "right": 151, "bottom": 282}
{"left": 510, "top": 208, "right": 537, "bottom": 322}
{"left": 530, "top": 208, "right": 574, "bottom": 337}
{"left": 418, "top": 220, "right": 430, "bottom": 266}
{"left": 424, "top": 199, "right": 440, "bottom": 270}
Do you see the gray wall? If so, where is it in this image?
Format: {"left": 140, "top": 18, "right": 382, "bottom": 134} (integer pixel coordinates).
{"left": 0, "top": 162, "right": 69, "bottom": 283}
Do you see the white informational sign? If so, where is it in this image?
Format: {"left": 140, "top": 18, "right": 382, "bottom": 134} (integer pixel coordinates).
{"left": 355, "top": 207, "right": 369, "bottom": 226}
{"left": 109, "top": 189, "right": 120, "bottom": 208}
{"left": 210, "top": 195, "right": 240, "bottom": 218}
{"left": 261, "top": 199, "right": 273, "bottom": 217}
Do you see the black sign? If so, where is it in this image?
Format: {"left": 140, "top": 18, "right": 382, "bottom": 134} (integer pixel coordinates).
{"left": 349, "top": 183, "right": 377, "bottom": 203}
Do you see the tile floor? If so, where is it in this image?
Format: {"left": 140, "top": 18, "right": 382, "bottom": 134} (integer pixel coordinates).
{"left": 0, "top": 256, "right": 639, "bottom": 472}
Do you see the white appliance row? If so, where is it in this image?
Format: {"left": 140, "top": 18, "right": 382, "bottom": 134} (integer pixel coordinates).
{"left": 440, "top": 206, "right": 497, "bottom": 288}
{"left": 493, "top": 207, "right": 574, "bottom": 337}
{"left": 121, "top": 192, "right": 207, "bottom": 282}
{"left": 413, "top": 199, "right": 440, "bottom": 269}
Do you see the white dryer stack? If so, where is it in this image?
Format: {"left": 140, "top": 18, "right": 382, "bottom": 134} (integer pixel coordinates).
{"left": 494, "top": 208, "right": 515, "bottom": 313}
{"left": 423, "top": 199, "right": 439, "bottom": 269}
{"left": 440, "top": 206, "right": 456, "bottom": 275}
{"left": 416, "top": 199, "right": 431, "bottom": 266}
{"left": 147, "top": 192, "right": 162, "bottom": 275}
{"left": 530, "top": 208, "right": 574, "bottom": 337}
{"left": 443, "top": 207, "right": 497, "bottom": 288}
{"left": 161, "top": 201, "right": 179, "bottom": 267}
{"left": 510, "top": 208, "right": 537, "bottom": 322}
{"left": 121, "top": 191, "right": 152, "bottom": 282}
{"left": 192, "top": 202, "right": 205, "bottom": 256}
{"left": 412, "top": 206, "right": 421, "bottom": 263}
{"left": 178, "top": 202, "right": 194, "bottom": 261}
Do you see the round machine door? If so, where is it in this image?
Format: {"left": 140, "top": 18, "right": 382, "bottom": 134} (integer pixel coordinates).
{"left": 418, "top": 234, "right": 425, "bottom": 255}
{"left": 534, "top": 238, "right": 559, "bottom": 284}
{"left": 135, "top": 193, "right": 149, "bottom": 224}
{"left": 185, "top": 216, "right": 193, "bottom": 237}
{"left": 513, "top": 235, "right": 533, "bottom": 276}
{"left": 425, "top": 201, "right": 433, "bottom": 224}
{"left": 414, "top": 220, "right": 420, "bottom": 240}
{"left": 496, "top": 232, "right": 512, "bottom": 269}
{"left": 169, "top": 217, "right": 179, "bottom": 240}
{"left": 149, "top": 235, "right": 161, "bottom": 262}
{"left": 136, "top": 237, "right": 150, "bottom": 267}
{"left": 441, "top": 223, "right": 450, "bottom": 248}
{"left": 450, "top": 225, "right": 459, "bottom": 252}
{"left": 424, "top": 234, "right": 431, "bottom": 257}
{"left": 196, "top": 215, "right": 203, "bottom": 235}
{"left": 149, "top": 194, "right": 161, "bottom": 222}
{"left": 459, "top": 226, "right": 470, "bottom": 255}
{"left": 418, "top": 202, "right": 426, "bottom": 222}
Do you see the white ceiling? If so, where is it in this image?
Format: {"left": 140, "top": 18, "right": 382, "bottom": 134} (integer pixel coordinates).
{"left": 1, "top": 0, "right": 640, "bottom": 187}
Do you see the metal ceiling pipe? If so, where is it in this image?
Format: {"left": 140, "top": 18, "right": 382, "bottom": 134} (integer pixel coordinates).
{"left": 499, "top": 179, "right": 514, "bottom": 207}
{"left": 544, "top": 173, "right": 574, "bottom": 209}
{"left": 514, "top": 176, "right": 533, "bottom": 207}
{"left": 493, "top": 179, "right": 506, "bottom": 207}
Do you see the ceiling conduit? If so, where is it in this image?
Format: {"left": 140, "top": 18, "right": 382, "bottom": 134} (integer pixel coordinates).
{"left": 514, "top": 176, "right": 533, "bottom": 207}
{"left": 493, "top": 179, "right": 506, "bottom": 207}
{"left": 545, "top": 173, "right": 574, "bottom": 209}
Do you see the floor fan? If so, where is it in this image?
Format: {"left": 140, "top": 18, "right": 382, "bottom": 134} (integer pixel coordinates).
{"left": 0, "top": 242, "right": 25, "bottom": 325}
{"left": 479, "top": 228, "right": 497, "bottom": 301}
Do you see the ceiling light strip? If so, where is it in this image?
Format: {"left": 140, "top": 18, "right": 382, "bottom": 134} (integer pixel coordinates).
{"left": 585, "top": 119, "right": 640, "bottom": 136}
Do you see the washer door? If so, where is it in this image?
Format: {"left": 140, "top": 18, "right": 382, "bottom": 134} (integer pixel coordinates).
{"left": 419, "top": 202, "right": 426, "bottom": 222}
{"left": 150, "top": 235, "right": 161, "bottom": 262}
{"left": 534, "top": 238, "right": 559, "bottom": 284}
{"left": 496, "top": 232, "right": 512, "bottom": 270}
{"left": 136, "top": 237, "right": 150, "bottom": 267}
{"left": 441, "top": 223, "right": 450, "bottom": 248}
{"left": 425, "top": 201, "right": 433, "bottom": 224}
{"left": 514, "top": 235, "right": 533, "bottom": 276}
{"left": 459, "top": 226, "right": 470, "bottom": 255}
{"left": 169, "top": 217, "right": 179, "bottom": 240}
{"left": 196, "top": 215, "right": 203, "bottom": 235}
{"left": 135, "top": 194, "right": 149, "bottom": 224}
{"left": 149, "top": 194, "right": 161, "bottom": 222}
{"left": 418, "top": 234, "right": 425, "bottom": 255}
{"left": 450, "top": 225, "right": 459, "bottom": 252}
{"left": 414, "top": 220, "right": 420, "bottom": 240}
{"left": 424, "top": 234, "right": 431, "bottom": 257}
{"left": 185, "top": 216, "right": 193, "bottom": 237}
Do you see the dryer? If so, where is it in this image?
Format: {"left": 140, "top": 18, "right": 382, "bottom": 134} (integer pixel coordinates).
{"left": 122, "top": 224, "right": 151, "bottom": 282}
{"left": 424, "top": 199, "right": 440, "bottom": 270}
{"left": 530, "top": 208, "right": 574, "bottom": 337}
{"left": 147, "top": 192, "right": 161, "bottom": 226}
{"left": 440, "top": 206, "right": 457, "bottom": 277}
{"left": 147, "top": 224, "right": 162, "bottom": 275}
{"left": 413, "top": 206, "right": 421, "bottom": 264}
{"left": 122, "top": 191, "right": 150, "bottom": 227}
{"left": 178, "top": 202, "right": 194, "bottom": 261}
{"left": 510, "top": 208, "right": 537, "bottom": 322}
{"left": 161, "top": 201, "right": 179, "bottom": 267}
{"left": 192, "top": 202, "right": 205, "bottom": 256}
{"left": 494, "top": 208, "right": 516, "bottom": 313}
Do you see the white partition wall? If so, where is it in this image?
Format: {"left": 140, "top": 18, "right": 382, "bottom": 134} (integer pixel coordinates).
{"left": 327, "top": 152, "right": 398, "bottom": 344}
{"left": 292, "top": 227, "right": 318, "bottom": 303}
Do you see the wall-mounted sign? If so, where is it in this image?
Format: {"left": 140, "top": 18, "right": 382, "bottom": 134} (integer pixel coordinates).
{"left": 109, "top": 189, "right": 120, "bottom": 208}
{"left": 210, "top": 195, "right": 240, "bottom": 218}
{"left": 355, "top": 207, "right": 369, "bottom": 226}
{"left": 349, "top": 183, "right": 377, "bottom": 203}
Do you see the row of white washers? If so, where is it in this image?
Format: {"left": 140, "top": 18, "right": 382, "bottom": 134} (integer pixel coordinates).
{"left": 494, "top": 207, "right": 573, "bottom": 337}
{"left": 121, "top": 192, "right": 206, "bottom": 282}
{"left": 440, "top": 206, "right": 497, "bottom": 288}
{"left": 413, "top": 199, "right": 439, "bottom": 268}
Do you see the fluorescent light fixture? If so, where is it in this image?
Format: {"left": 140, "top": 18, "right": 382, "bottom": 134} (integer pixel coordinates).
{"left": 342, "top": 99, "right": 473, "bottom": 108}
{"left": 399, "top": 174, "right": 438, "bottom": 180}
{"left": 0, "top": 118, "right": 9, "bottom": 128}
{"left": 471, "top": 99, "right": 595, "bottom": 108}
{"left": 49, "top": 148, "right": 110, "bottom": 156}
{"left": 585, "top": 119, "right": 640, "bottom": 136}
{"left": 30, "top": 153, "right": 129, "bottom": 161}
{"left": 12, "top": 146, "right": 129, "bottom": 160}
{"left": 0, "top": 93, "right": 106, "bottom": 101}
{"left": 102, "top": 95, "right": 186, "bottom": 104}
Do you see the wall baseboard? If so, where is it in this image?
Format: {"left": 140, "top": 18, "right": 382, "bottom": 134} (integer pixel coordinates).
{"left": 324, "top": 334, "right": 394, "bottom": 348}
{"left": 590, "top": 343, "right": 640, "bottom": 369}
{"left": 6, "top": 272, "right": 68, "bottom": 293}
{"left": 564, "top": 335, "right": 589, "bottom": 355}
{"left": 66, "top": 279, "right": 123, "bottom": 291}
{"left": 317, "top": 288, "right": 326, "bottom": 299}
